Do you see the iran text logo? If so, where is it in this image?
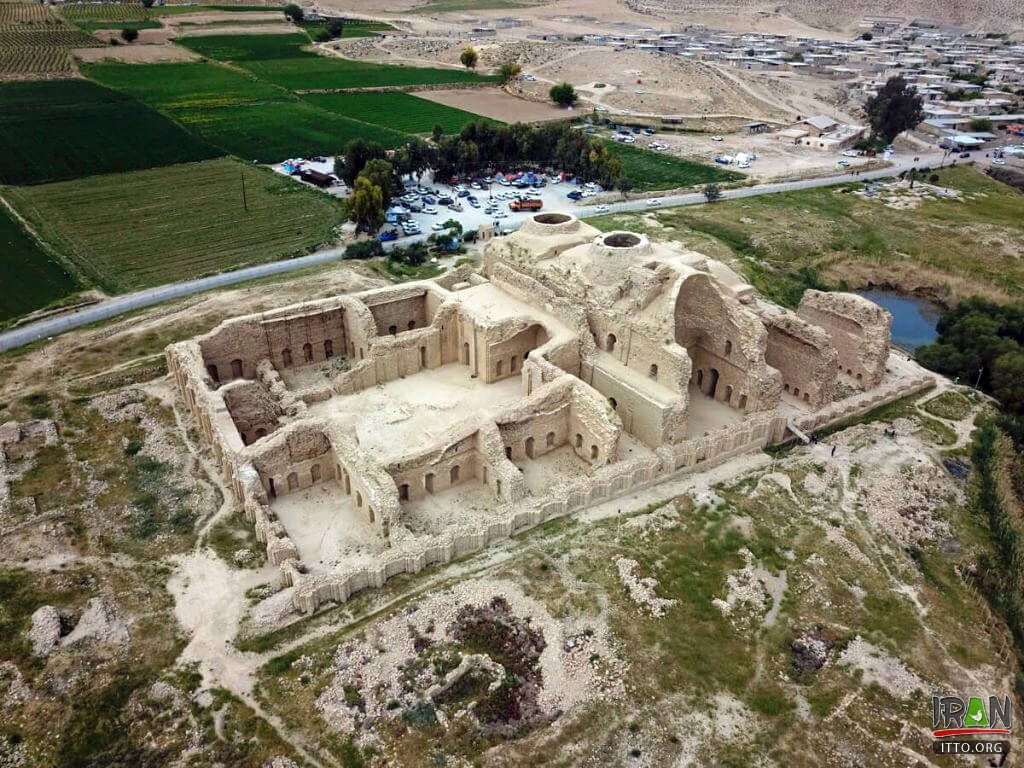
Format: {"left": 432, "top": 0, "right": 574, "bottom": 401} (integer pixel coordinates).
{"left": 932, "top": 695, "right": 1012, "bottom": 738}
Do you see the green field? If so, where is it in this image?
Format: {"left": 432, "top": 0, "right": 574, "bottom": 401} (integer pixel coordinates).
{"left": 59, "top": 3, "right": 150, "bottom": 22}
{"left": 179, "top": 33, "right": 497, "bottom": 90}
{"left": 0, "top": 79, "right": 222, "bottom": 185}
{"left": 586, "top": 166, "right": 1024, "bottom": 307}
{"left": 171, "top": 100, "right": 409, "bottom": 161}
{"left": 5, "top": 158, "right": 345, "bottom": 293}
{"left": 604, "top": 140, "right": 744, "bottom": 191}
{"left": 0, "top": 204, "right": 77, "bottom": 323}
{"left": 85, "top": 61, "right": 410, "bottom": 161}
{"left": 300, "top": 19, "right": 395, "bottom": 38}
{"left": 302, "top": 91, "right": 493, "bottom": 134}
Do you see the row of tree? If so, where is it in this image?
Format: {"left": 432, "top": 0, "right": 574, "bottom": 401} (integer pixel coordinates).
{"left": 916, "top": 297, "right": 1024, "bottom": 444}
{"left": 337, "top": 121, "right": 633, "bottom": 233}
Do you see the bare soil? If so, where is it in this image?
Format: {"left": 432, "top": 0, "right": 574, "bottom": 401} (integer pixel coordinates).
{"left": 73, "top": 43, "right": 201, "bottom": 64}
{"left": 415, "top": 87, "right": 570, "bottom": 122}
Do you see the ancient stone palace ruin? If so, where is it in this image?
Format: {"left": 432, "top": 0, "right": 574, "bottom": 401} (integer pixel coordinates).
{"left": 167, "top": 212, "right": 934, "bottom": 614}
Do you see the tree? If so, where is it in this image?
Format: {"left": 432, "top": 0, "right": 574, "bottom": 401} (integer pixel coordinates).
{"left": 864, "top": 75, "right": 924, "bottom": 144}
{"left": 498, "top": 61, "right": 522, "bottom": 84}
{"left": 283, "top": 3, "right": 303, "bottom": 21}
{"left": 120, "top": 28, "right": 139, "bottom": 43}
{"left": 326, "top": 19, "right": 344, "bottom": 38}
{"left": 703, "top": 183, "right": 722, "bottom": 203}
{"left": 549, "top": 82, "right": 578, "bottom": 108}
{"left": 460, "top": 46, "right": 478, "bottom": 70}
{"left": 432, "top": 124, "right": 445, "bottom": 143}
{"left": 360, "top": 158, "right": 399, "bottom": 203}
{"left": 337, "top": 138, "right": 385, "bottom": 187}
{"left": 860, "top": 32, "right": 873, "bottom": 40}
{"left": 348, "top": 176, "right": 385, "bottom": 234}
{"left": 617, "top": 176, "right": 634, "bottom": 199}
{"left": 969, "top": 117, "right": 993, "bottom": 132}
{"left": 140, "top": 0, "right": 154, "bottom": 7}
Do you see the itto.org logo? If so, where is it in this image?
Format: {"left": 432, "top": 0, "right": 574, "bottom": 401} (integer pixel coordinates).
{"left": 932, "top": 694, "right": 1012, "bottom": 757}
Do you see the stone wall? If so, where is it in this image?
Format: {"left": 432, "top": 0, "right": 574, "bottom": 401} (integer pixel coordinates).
{"left": 762, "top": 309, "right": 839, "bottom": 407}
{"left": 797, "top": 290, "right": 892, "bottom": 389}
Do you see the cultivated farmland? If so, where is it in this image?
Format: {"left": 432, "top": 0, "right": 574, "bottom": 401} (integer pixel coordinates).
{"left": 179, "top": 33, "right": 497, "bottom": 90}
{"left": 302, "top": 91, "right": 494, "bottom": 135}
{"left": 0, "top": 203, "right": 77, "bottom": 323}
{"left": 85, "top": 61, "right": 409, "bottom": 161}
{"left": 604, "top": 140, "right": 744, "bottom": 191}
{"left": 0, "top": 3, "right": 102, "bottom": 77}
{"left": 0, "top": 79, "right": 221, "bottom": 185}
{"left": 5, "top": 158, "right": 346, "bottom": 293}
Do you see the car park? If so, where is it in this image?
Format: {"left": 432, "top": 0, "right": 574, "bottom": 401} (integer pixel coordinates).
{"left": 378, "top": 229, "right": 399, "bottom": 242}
{"left": 431, "top": 222, "right": 443, "bottom": 231}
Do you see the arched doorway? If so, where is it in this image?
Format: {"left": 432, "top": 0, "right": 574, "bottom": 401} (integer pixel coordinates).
{"left": 606, "top": 333, "right": 617, "bottom": 353}
{"left": 420, "top": 346, "right": 427, "bottom": 368}
{"left": 462, "top": 342, "right": 470, "bottom": 364}
{"left": 302, "top": 343, "right": 313, "bottom": 363}
{"left": 425, "top": 473, "right": 435, "bottom": 494}
{"left": 324, "top": 339, "right": 333, "bottom": 358}
{"left": 450, "top": 465, "right": 460, "bottom": 484}
{"left": 311, "top": 463, "right": 321, "bottom": 483}
{"left": 231, "top": 359, "right": 243, "bottom": 378}
{"left": 399, "top": 483, "right": 409, "bottom": 501}
{"left": 282, "top": 348, "right": 292, "bottom": 368}
{"left": 525, "top": 437, "right": 534, "bottom": 458}
{"left": 707, "top": 369, "right": 720, "bottom": 398}
{"left": 287, "top": 472, "right": 298, "bottom": 491}
{"left": 207, "top": 364, "right": 219, "bottom": 382}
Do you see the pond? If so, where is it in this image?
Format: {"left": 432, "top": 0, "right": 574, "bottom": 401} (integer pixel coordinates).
{"left": 855, "top": 289, "right": 941, "bottom": 352}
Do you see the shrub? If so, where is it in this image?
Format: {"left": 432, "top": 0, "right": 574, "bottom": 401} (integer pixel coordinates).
{"left": 344, "top": 239, "right": 384, "bottom": 260}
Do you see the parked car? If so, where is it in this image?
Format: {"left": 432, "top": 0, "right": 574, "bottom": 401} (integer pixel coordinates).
{"left": 424, "top": 206, "right": 438, "bottom": 214}
{"left": 438, "top": 196, "right": 454, "bottom": 205}
{"left": 567, "top": 190, "right": 583, "bottom": 200}
{"left": 959, "top": 152, "right": 970, "bottom": 158}
{"left": 378, "top": 229, "right": 399, "bottom": 241}
{"left": 711, "top": 135, "right": 724, "bottom": 142}
{"left": 841, "top": 150, "right": 860, "bottom": 157}
{"left": 422, "top": 196, "right": 436, "bottom": 205}
{"left": 594, "top": 204, "right": 610, "bottom": 213}
{"left": 647, "top": 198, "right": 661, "bottom": 206}
{"left": 993, "top": 158, "right": 1006, "bottom": 165}
{"left": 431, "top": 222, "right": 444, "bottom": 231}
{"left": 595, "top": 105, "right": 608, "bottom": 112}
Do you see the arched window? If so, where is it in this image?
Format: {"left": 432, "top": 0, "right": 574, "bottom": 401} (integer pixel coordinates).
{"left": 575, "top": 433, "right": 583, "bottom": 449}
{"left": 302, "top": 343, "right": 313, "bottom": 363}
{"left": 590, "top": 445, "right": 599, "bottom": 460}
{"left": 739, "top": 394, "right": 748, "bottom": 410}
{"left": 389, "top": 324, "right": 397, "bottom": 336}
{"left": 496, "top": 360, "right": 504, "bottom": 377}
{"left": 399, "top": 483, "right": 409, "bottom": 501}
{"left": 606, "top": 333, "right": 617, "bottom": 352}
{"left": 324, "top": 339, "right": 333, "bottom": 358}
{"left": 231, "top": 359, "right": 243, "bottom": 378}
{"left": 696, "top": 369, "right": 704, "bottom": 388}
{"left": 462, "top": 342, "right": 470, "bottom": 364}
{"left": 525, "top": 437, "right": 534, "bottom": 458}
{"left": 424, "top": 473, "right": 435, "bottom": 493}
{"left": 649, "top": 363, "right": 658, "bottom": 379}
{"left": 408, "top": 320, "right": 416, "bottom": 330}
{"left": 311, "top": 463, "right": 322, "bottom": 483}
{"left": 281, "top": 348, "right": 293, "bottom": 368}
{"left": 505, "top": 445, "right": 512, "bottom": 459}
{"left": 510, "top": 355, "right": 518, "bottom": 373}
{"left": 450, "top": 465, "right": 460, "bottom": 484}
{"left": 207, "top": 364, "right": 219, "bottom": 382}
{"left": 724, "top": 340, "right": 732, "bottom": 356}
{"left": 420, "top": 346, "right": 427, "bottom": 368}
{"left": 355, "top": 491, "right": 362, "bottom": 507}
{"left": 608, "top": 397, "right": 618, "bottom": 409}
{"left": 546, "top": 431, "right": 555, "bottom": 448}
{"left": 287, "top": 472, "right": 298, "bottom": 491}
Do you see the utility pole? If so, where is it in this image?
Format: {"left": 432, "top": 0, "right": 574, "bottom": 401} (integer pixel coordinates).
{"left": 975, "top": 365, "right": 984, "bottom": 390}
{"left": 241, "top": 171, "right": 248, "bottom": 213}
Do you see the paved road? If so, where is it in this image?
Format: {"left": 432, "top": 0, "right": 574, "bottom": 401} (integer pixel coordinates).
{"left": 0, "top": 155, "right": 942, "bottom": 354}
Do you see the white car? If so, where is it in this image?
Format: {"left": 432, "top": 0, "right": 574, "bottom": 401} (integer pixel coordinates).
{"left": 841, "top": 150, "right": 860, "bottom": 157}
{"left": 431, "top": 222, "right": 444, "bottom": 231}
{"left": 595, "top": 105, "right": 608, "bottom": 112}
{"left": 711, "top": 135, "right": 724, "bottom": 142}
{"left": 738, "top": 162, "right": 750, "bottom": 169}
{"left": 992, "top": 158, "right": 1006, "bottom": 165}
{"left": 424, "top": 206, "right": 438, "bottom": 214}
{"left": 493, "top": 211, "right": 509, "bottom": 219}
{"left": 647, "top": 198, "right": 661, "bottom": 206}
{"left": 594, "top": 204, "right": 610, "bottom": 213}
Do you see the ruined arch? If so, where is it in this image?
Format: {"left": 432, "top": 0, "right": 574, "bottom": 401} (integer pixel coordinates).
{"left": 287, "top": 472, "right": 298, "bottom": 491}
{"left": 525, "top": 436, "right": 535, "bottom": 458}
{"left": 231, "top": 359, "right": 243, "bottom": 378}
{"left": 207, "top": 364, "right": 219, "bottom": 382}
{"left": 281, "top": 348, "right": 292, "bottom": 368}
{"left": 324, "top": 339, "right": 333, "bottom": 358}
{"left": 546, "top": 431, "right": 555, "bottom": 448}
{"left": 450, "top": 465, "right": 460, "bottom": 484}
{"left": 606, "top": 333, "right": 617, "bottom": 353}
{"left": 424, "top": 473, "right": 435, "bottom": 493}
